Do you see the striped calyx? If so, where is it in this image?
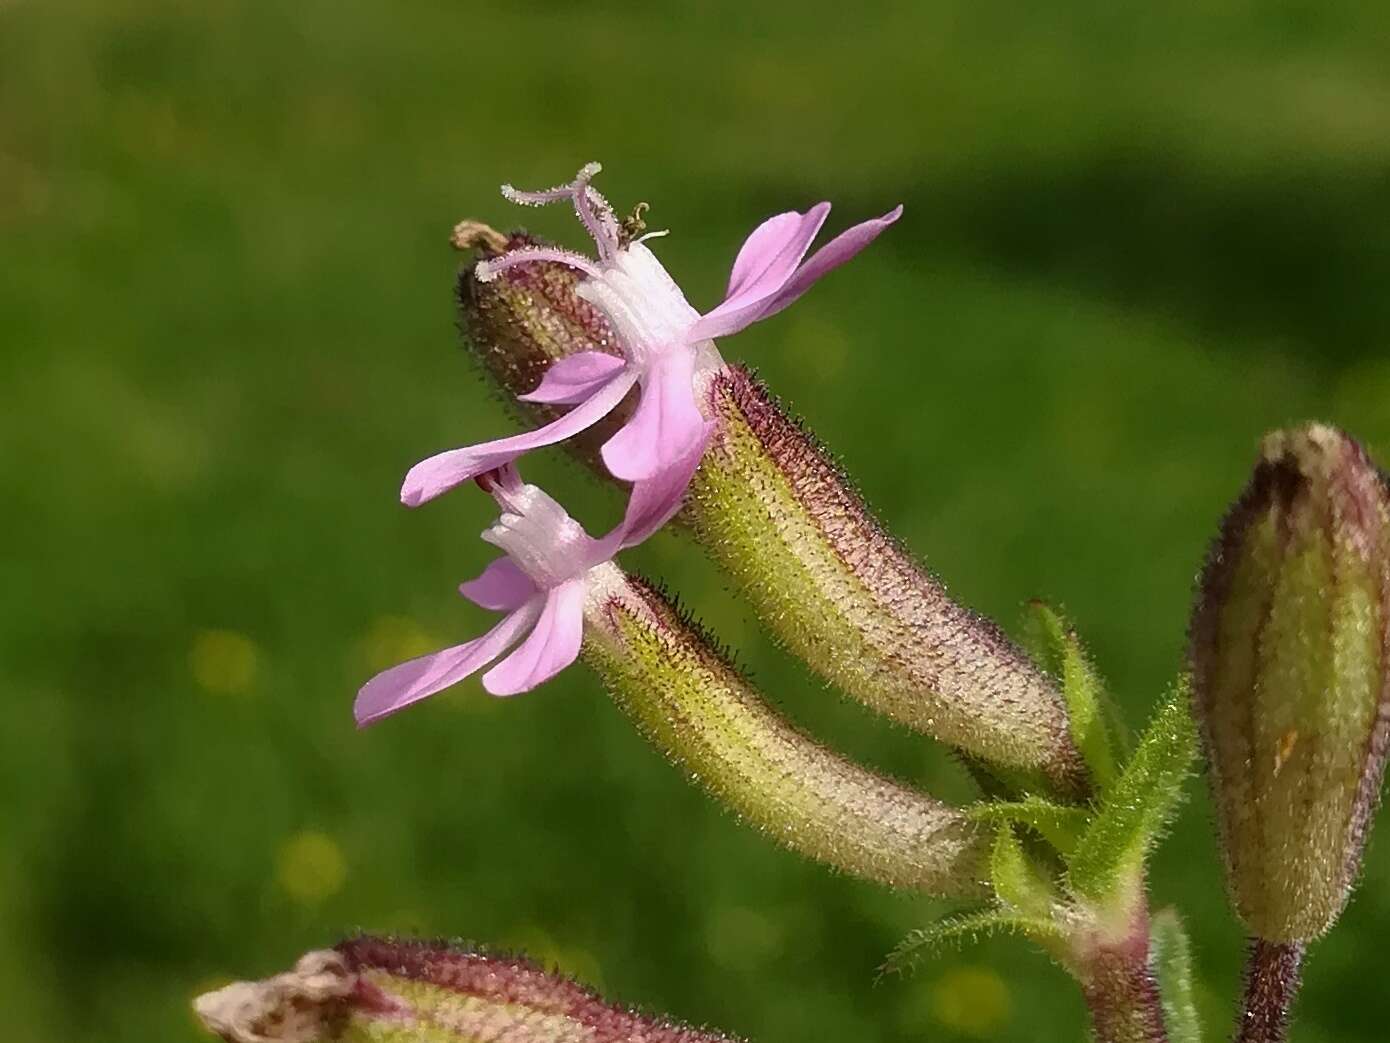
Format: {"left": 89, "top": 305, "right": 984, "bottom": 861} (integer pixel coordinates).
{"left": 1191, "top": 424, "right": 1390, "bottom": 941}
{"left": 194, "top": 938, "right": 743, "bottom": 1043}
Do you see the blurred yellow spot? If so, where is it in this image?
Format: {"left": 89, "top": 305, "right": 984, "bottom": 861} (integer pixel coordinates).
{"left": 928, "top": 964, "right": 1012, "bottom": 1038}
{"left": 360, "top": 616, "right": 441, "bottom": 673}
{"left": 276, "top": 831, "right": 346, "bottom": 904}
{"left": 189, "top": 629, "right": 260, "bottom": 695}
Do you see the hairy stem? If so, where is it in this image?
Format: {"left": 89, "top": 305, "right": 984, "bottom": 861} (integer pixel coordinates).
{"left": 1084, "top": 958, "right": 1170, "bottom": 1043}
{"left": 1234, "top": 939, "right": 1305, "bottom": 1043}
{"left": 1078, "top": 920, "right": 1170, "bottom": 1043}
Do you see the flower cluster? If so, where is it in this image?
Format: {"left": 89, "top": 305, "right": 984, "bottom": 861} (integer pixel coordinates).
{"left": 208, "top": 164, "right": 1390, "bottom": 1043}
{"left": 357, "top": 164, "right": 900, "bottom": 724}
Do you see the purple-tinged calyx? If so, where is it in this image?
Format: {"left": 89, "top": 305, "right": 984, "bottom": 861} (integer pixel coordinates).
{"left": 581, "top": 568, "right": 990, "bottom": 897}
{"left": 401, "top": 162, "right": 899, "bottom": 505}
{"left": 1190, "top": 424, "right": 1390, "bottom": 942}
{"left": 688, "top": 368, "right": 1090, "bottom": 798}
{"left": 193, "top": 939, "right": 743, "bottom": 1043}
{"left": 356, "top": 445, "right": 705, "bottom": 724}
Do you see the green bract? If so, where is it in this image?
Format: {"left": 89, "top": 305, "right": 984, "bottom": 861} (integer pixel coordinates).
{"left": 1067, "top": 691, "right": 1195, "bottom": 905}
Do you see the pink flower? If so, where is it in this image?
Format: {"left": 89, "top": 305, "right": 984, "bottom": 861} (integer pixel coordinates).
{"left": 400, "top": 163, "right": 901, "bottom": 506}
{"left": 356, "top": 435, "right": 706, "bottom": 725}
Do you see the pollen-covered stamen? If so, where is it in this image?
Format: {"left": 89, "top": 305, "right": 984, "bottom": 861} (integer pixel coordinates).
{"left": 569, "top": 164, "right": 621, "bottom": 262}
{"left": 475, "top": 244, "right": 601, "bottom": 283}
{"left": 481, "top": 480, "right": 598, "bottom": 588}
{"left": 501, "top": 162, "right": 621, "bottom": 262}
{"left": 619, "top": 201, "right": 649, "bottom": 246}
{"left": 499, "top": 161, "right": 602, "bottom": 207}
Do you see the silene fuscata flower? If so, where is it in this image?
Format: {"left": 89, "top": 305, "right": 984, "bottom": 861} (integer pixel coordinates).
{"left": 400, "top": 162, "right": 902, "bottom": 506}
{"left": 357, "top": 439, "right": 705, "bottom": 725}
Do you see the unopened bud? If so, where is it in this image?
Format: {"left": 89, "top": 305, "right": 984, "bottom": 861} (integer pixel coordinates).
{"left": 195, "top": 939, "right": 741, "bottom": 1043}
{"left": 455, "top": 233, "right": 1087, "bottom": 798}
{"left": 1190, "top": 424, "right": 1390, "bottom": 941}
{"left": 581, "top": 563, "right": 990, "bottom": 897}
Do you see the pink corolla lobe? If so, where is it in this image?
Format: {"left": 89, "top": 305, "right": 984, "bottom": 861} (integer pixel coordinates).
{"left": 356, "top": 443, "right": 706, "bottom": 726}
{"left": 400, "top": 162, "right": 901, "bottom": 506}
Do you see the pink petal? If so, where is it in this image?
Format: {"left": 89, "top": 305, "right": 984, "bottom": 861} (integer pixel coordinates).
{"left": 723, "top": 204, "right": 830, "bottom": 305}
{"left": 617, "top": 420, "right": 714, "bottom": 549}
{"left": 458, "top": 556, "right": 537, "bottom": 611}
{"left": 690, "top": 205, "right": 829, "bottom": 341}
{"left": 482, "top": 580, "right": 586, "bottom": 696}
{"left": 400, "top": 368, "right": 639, "bottom": 507}
{"left": 688, "top": 205, "right": 902, "bottom": 341}
{"left": 599, "top": 349, "right": 706, "bottom": 483}
{"left": 354, "top": 601, "right": 542, "bottom": 727}
{"left": 759, "top": 204, "right": 903, "bottom": 321}
{"left": 583, "top": 420, "right": 712, "bottom": 563}
{"left": 518, "top": 351, "right": 628, "bottom": 406}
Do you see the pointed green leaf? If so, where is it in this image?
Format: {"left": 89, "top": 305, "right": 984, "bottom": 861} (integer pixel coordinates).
{"left": 1024, "top": 601, "right": 1119, "bottom": 790}
{"left": 1068, "top": 685, "right": 1197, "bottom": 901}
{"left": 883, "top": 909, "right": 1066, "bottom": 977}
{"left": 968, "top": 796, "right": 1091, "bottom": 856}
{"left": 990, "top": 825, "right": 1056, "bottom": 916}
{"left": 1149, "top": 909, "right": 1202, "bottom": 1043}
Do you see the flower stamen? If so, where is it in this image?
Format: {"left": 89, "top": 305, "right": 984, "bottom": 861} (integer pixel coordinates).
{"left": 475, "top": 245, "right": 601, "bottom": 283}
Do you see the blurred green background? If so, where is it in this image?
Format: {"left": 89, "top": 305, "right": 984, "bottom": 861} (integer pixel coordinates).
{"left": 4, "top": 1, "right": 1390, "bottom": 1040}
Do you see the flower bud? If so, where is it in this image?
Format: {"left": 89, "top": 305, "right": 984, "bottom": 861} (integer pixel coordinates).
{"left": 1190, "top": 424, "right": 1390, "bottom": 941}
{"left": 195, "top": 939, "right": 740, "bottom": 1043}
{"left": 454, "top": 232, "right": 1087, "bottom": 798}
{"left": 581, "top": 563, "right": 990, "bottom": 897}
